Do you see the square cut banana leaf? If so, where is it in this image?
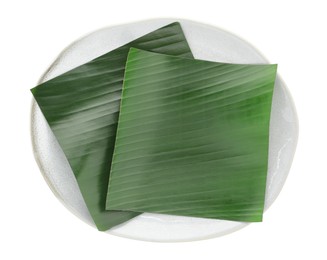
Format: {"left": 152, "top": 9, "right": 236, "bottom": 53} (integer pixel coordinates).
{"left": 31, "top": 23, "right": 194, "bottom": 231}
{"left": 106, "top": 48, "right": 277, "bottom": 222}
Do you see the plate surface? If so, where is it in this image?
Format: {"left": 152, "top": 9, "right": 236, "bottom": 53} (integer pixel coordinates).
{"left": 31, "top": 19, "right": 298, "bottom": 242}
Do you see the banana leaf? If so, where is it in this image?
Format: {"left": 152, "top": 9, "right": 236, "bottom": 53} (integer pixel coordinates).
{"left": 106, "top": 48, "right": 277, "bottom": 222}
{"left": 31, "top": 23, "right": 194, "bottom": 231}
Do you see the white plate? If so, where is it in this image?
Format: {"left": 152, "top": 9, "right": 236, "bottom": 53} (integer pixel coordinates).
{"left": 31, "top": 19, "right": 298, "bottom": 242}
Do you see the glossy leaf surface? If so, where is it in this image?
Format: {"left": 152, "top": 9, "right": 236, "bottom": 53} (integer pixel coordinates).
{"left": 31, "top": 23, "right": 193, "bottom": 231}
{"left": 106, "top": 48, "right": 277, "bottom": 222}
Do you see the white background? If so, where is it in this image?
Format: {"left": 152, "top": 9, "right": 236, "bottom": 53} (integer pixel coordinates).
{"left": 1, "top": 0, "right": 326, "bottom": 259}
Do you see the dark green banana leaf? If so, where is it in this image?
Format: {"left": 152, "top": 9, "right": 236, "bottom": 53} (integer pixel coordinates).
{"left": 106, "top": 48, "right": 277, "bottom": 222}
{"left": 31, "top": 23, "right": 194, "bottom": 231}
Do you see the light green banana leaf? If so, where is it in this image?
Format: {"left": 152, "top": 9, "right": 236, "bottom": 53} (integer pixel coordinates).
{"left": 106, "top": 48, "right": 277, "bottom": 222}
